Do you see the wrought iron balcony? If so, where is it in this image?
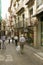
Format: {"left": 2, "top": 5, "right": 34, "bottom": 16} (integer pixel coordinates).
{"left": 25, "top": 0, "right": 34, "bottom": 7}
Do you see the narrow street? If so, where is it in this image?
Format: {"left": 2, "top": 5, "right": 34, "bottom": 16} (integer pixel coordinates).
{"left": 0, "top": 41, "right": 43, "bottom": 65}
{"left": 0, "top": 0, "right": 43, "bottom": 65}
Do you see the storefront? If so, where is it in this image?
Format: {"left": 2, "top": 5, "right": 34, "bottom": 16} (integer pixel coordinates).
{"left": 37, "top": 12, "right": 43, "bottom": 46}
{"left": 33, "top": 11, "right": 43, "bottom": 47}
{"left": 41, "top": 17, "right": 43, "bottom": 46}
{"left": 24, "top": 26, "right": 34, "bottom": 45}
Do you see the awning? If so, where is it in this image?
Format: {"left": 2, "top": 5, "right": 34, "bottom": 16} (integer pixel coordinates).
{"left": 32, "top": 9, "right": 43, "bottom": 17}
{"left": 26, "top": 0, "right": 34, "bottom": 7}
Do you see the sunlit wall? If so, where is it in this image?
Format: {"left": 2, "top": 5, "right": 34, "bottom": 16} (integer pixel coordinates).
{"left": 1, "top": 0, "right": 10, "bottom": 19}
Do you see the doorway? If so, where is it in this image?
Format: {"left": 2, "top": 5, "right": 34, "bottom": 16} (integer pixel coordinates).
{"left": 41, "top": 17, "right": 43, "bottom": 46}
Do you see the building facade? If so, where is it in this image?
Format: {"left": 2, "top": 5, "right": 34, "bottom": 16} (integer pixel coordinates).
{"left": 8, "top": 0, "right": 43, "bottom": 48}
{"left": 34, "top": 0, "right": 43, "bottom": 47}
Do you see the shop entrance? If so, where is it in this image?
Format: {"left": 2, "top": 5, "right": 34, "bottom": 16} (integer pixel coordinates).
{"left": 41, "top": 17, "right": 43, "bottom": 46}
{"left": 27, "top": 27, "right": 34, "bottom": 45}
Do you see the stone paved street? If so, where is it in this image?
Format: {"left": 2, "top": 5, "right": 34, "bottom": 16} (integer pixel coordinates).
{"left": 0, "top": 42, "right": 43, "bottom": 65}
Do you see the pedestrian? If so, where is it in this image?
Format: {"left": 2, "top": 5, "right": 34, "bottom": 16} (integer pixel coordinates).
{"left": 19, "top": 34, "right": 26, "bottom": 54}
{"left": 11, "top": 34, "right": 14, "bottom": 44}
{"left": 14, "top": 35, "right": 18, "bottom": 46}
{"left": 1, "top": 35, "right": 6, "bottom": 49}
{"left": 8, "top": 36, "right": 11, "bottom": 44}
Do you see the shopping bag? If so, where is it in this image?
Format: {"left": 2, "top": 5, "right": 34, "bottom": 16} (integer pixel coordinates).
{"left": 16, "top": 45, "right": 20, "bottom": 52}
{"left": 10, "top": 39, "right": 12, "bottom": 43}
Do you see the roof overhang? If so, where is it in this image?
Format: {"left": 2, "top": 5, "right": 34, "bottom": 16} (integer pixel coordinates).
{"left": 32, "top": 9, "right": 43, "bottom": 17}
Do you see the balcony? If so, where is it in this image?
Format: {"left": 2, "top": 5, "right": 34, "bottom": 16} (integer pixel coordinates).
{"left": 25, "top": 0, "right": 34, "bottom": 7}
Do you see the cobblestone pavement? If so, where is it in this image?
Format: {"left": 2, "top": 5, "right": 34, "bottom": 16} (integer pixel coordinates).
{"left": 0, "top": 42, "right": 43, "bottom": 65}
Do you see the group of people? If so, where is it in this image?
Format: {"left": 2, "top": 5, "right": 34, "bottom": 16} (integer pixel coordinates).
{"left": 0, "top": 34, "right": 26, "bottom": 54}
{"left": 8, "top": 34, "right": 26, "bottom": 54}
{"left": 14, "top": 34, "right": 26, "bottom": 54}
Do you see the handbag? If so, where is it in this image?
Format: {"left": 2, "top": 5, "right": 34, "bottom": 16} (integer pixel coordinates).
{"left": 16, "top": 45, "right": 20, "bottom": 52}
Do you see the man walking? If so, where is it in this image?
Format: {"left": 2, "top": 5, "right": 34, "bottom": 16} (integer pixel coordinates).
{"left": 19, "top": 34, "right": 26, "bottom": 54}
{"left": 1, "top": 35, "right": 6, "bottom": 49}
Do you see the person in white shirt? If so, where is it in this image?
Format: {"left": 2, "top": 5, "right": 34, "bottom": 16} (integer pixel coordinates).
{"left": 1, "top": 35, "right": 6, "bottom": 49}
{"left": 19, "top": 34, "right": 26, "bottom": 54}
{"left": 14, "top": 35, "right": 18, "bottom": 46}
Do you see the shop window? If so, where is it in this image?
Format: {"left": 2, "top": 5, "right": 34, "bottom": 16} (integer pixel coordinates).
{"left": 41, "top": 17, "right": 43, "bottom": 46}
